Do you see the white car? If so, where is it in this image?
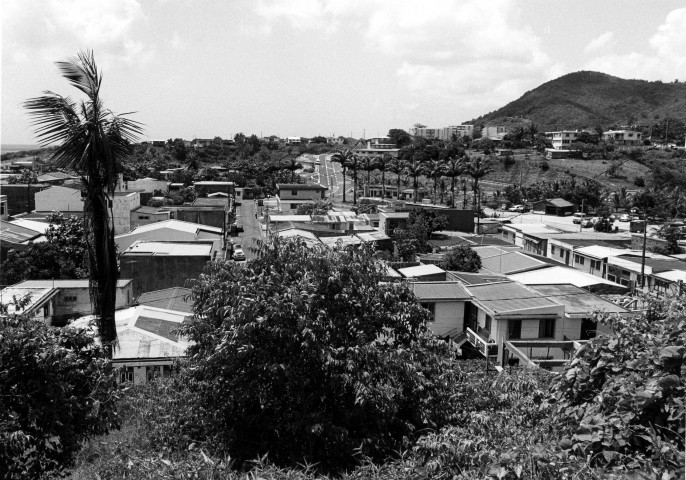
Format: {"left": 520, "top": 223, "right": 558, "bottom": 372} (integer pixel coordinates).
{"left": 232, "top": 248, "right": 246, "bottom": 261}
{"left": 619, "top": 214, "right": 631, "bottom": 222}
{"left": 508, "top": 205, "right": 524, "bottom": 212}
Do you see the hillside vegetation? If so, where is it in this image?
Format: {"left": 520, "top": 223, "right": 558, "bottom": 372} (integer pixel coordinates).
{"left": 468, "top": 71, "right": 686, "bottom": 132}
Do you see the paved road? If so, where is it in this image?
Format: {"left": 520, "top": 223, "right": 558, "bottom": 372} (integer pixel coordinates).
{"left": 314, "top": 153, "right": 349, "bottom": 203}
{"left": 233, "top": 198, "right": 262, "bottom": 260}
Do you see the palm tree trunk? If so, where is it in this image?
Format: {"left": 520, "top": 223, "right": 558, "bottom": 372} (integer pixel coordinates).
{"left": 382, "top": 170, "right": 386, "bottom": 199}
{"left": 396, "top": 173, "right": 401, "bottom": 200}
{"left": 353, "top": 169, "right": 358, "bottom": 204}
{"left": 342, "top": 166, "right": 347, "bottom": 203}
{"left": 473, "top": 179, "right": 479, "bottom": 209}
{"left": 451, "top": 177, "right": 455, "bottom": 208}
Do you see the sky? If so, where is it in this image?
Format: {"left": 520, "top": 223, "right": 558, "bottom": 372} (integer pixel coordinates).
{"left": 2, "top": 0, "right": 686, "bottom": 144}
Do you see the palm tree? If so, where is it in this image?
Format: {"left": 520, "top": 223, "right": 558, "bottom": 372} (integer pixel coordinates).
{"left": 24, "top": 51, "right": 142, "bottom": 357}
{"left": 281, "top": 155, "right": 303, "bottom": 183}
{"left": 466, "top": 156, "right": 493, "bottom": 209}
{"left": 387, "top": 157, "right": 404, "bottom": 200}
{"left": 527, "top": 123, "right": 539, "bottom": 144}
{"left": 359, "top": 156, "right": 377, "bottom": 196}
{"left": 444, "top": 156, "right": 466, "bottom": 207}
{"left": 331, "top": 148, "right": 354, "bottom": 203}
{"left": 426, "top": 159, "right": 446, "bottom": 204}
{"left": 347, "top": 154, "right": 361, "bottom": 204}
{"left": 375, "top": 153, "right": 393, "bottom": 199}
{"left": 403, "top": 159, "right": 428, "bottom": 203}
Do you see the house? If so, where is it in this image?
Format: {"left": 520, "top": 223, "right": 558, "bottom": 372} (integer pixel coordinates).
{"left": 397, "top": 264, "right": 446, "bottom": 281}
{"left": 276, "top": 183, "right": 328, "bottom": 212}
{"left": 115, "top": 219, "right": 223, "bottom": 253}
{"left": 531, "top": 198, "right": 576, "bottom": 216}
{"left": 70, "top": 305, "right": 191, "bottom": 385}
{"left": 0, "top": 284, "right": 59, "bottom": 324}
{"left": 606, "top": 255, "right": 685, "bottom": 290}
{"left": 5, "top": 279, "right": 133, "bottom": 325}
{"left": 36, "top": 171, "right": 78, "bottom": 185}
{"left": 160, "top": 204, "right": 231, "bottom": 230}
{"left": 124, "top": 177, "right": 170, "bottom": 195}
{"left": 352, "top": 137, "right": 401, "bottom": 158}
{"left": 286, "top": 137, "right": 302, "bottom": 145}
{"left": 130, "top": 205, "right": 171, "bottom": 228}
{"left": 507, "top": 266, "right": 628, "bottom": 294}
{"left": 603, "top": 130, "right": 642, "bottom": 146}
{"left": 192, "top": 138, "right": 214, "bottom": 148}
{"left": 546, "top": 131, "right": 581, "bottom": 150}
{"left": 119, "top": 240, "right": 218, "bottom": 296}
{"left": 495, "top": 149, "right": 513, "bottom": 157}
{"left": 137, "top": 287, "right": 193, "bottom": 314}
{"left": 273, "top": 228, "right": 323, "bottom": 248}
{"left": 411, "top": 281, "right": 471, "bottom": 337}
{"left": 544, "top": 233, "right": 631, "bottom": 266}
{"left": 367, "top": 184, "right": 400, "bottom": 200}
{"left": 500, "top": 223, "right": 561, "bottom": 252}
{"left": 400, "top": 188, "right": 429, "bottom": 202}
{"left": 0, "top": 182, "right": 57, "bottom": 215}
{"left": 651, "top": 270, "right": 686, "bottom": 296}
{"left": 378, "top": 211, "right": 410, "bottom": 236}
{"left": 529, "top": 284, "right": 630, "bottom": 340}
{"left": 193, "top": 181, "right": 235, "bottom": 196}
{"left": 461, "top": 280, "right": 565, "bottom": 361}
{"left": 482, "top": 126, "right": 508, "bottom": 141}
{"left": 569, "top": 245, "right": 635, "bottom": 278}
{"left": 0, "top": 195, "right": 7, "bottom": 220}
{"left": 0, "top": 219, "right": 45, "bottom": 261}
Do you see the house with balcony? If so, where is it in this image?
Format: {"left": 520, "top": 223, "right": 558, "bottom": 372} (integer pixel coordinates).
{"left": 460, "top": 280, "right": 565, "bottom": 362}
{"left": 546, "top": 131, "right": 581, "bottom": 150}
{"left": 378, "top": 211, "right": 410, "bottom": 236}
{"left": 411, "top": 281, "right": 470, "bottom": 337}
{"left": 603, "top": 130, "right": 642, "bottom": 146}
{"left": 276, "top": 183, "right": 328, "bottom": 212}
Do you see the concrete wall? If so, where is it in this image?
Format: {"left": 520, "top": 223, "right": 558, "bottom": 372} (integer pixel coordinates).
{"left": 165, "top": 208, "right": 227, "bottom": 229}
{"left": 2, "top": 184, "right": 51, "bottom": 215}
{"left": 425, "top": 301, "right": 465, "bottom": 336}
{"left": 277, "top": 189, "right": 326, "bottom": 201}
{"left": 52, "top": 284, "right": 133, "bottom": 325}
{"left": 35, "top": 186, "right": 84, "bottom": 212}
{"left": 130, "top": 211, "right": 171, "bottom": 229}
{"left": 401, "top": 205, "right": 475, "bottom": 233}
{"left": 113, "top": 192, "right": 140, "bottom": 235}
{"left": 120, "top": 254, "right": 210, "bottom": 296}
{"left": 125, "top": 178, "right": 169, "bottom": 193}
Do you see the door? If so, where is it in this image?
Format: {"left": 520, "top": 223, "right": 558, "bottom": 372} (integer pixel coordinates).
{"left": 565, "top": 250, "right": 570, "bottom": 266}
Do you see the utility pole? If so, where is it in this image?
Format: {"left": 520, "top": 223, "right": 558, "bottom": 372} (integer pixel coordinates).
{"left": 579, "top": 199, "right": 584, "bottom": 232}
{"left": 640, "top": 210, "right": 648, "bottom": 289}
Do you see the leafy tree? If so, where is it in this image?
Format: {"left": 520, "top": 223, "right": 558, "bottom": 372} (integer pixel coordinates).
{"left": 0, "top": 312, "right": 119, "bottom": 478}
{"left": 553, "top": 297, "right": 685, "bottom": 474}
{"left": 527, "top": 123, "right": 539, "bottom": 144}
{"left": 310, "top": 135, "right": 327, "bottom": 144}
{"left": 393, "top": 209, "right": 448, "bottom": 259}
{"left": 1, "top": 214, "right": 89, "bottom": 286}
{"left": 387, "top": 128, "right": 412, "bottom": 148}
{"left": 653, "top": 224, "right": 682, "bottom": 255}
{"left": 180, "top": 238, "right": 460, "bottom": 472}
{"left": 7, "top": 168, "right": 38, "bottom": 185}
{"left": 439, "top": 245, "right": 481, "bottom": 272}
{"left": 295, "top": 199, "right": 333, "bottom": 215}
{"left": 24, "top": 51, "right": 141, "bottom": 356}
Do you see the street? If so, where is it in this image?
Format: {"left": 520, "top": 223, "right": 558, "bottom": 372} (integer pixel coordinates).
{"left": 233, "top": 197, "right": 262, "bottom": 260}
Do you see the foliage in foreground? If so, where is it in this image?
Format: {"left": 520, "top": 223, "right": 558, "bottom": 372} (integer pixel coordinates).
{"left": 179, "top": 238, "right": 462, "bottom": 472}
{"left": 0, "top": 316, "right": 119, "bottom": 479}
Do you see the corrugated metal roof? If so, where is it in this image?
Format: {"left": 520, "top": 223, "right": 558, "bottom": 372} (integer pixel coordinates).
{"left": 0, "top": 220, "right": 42, "bottom": 243}
{"left": 654, "top": 270, "right": 686, "bottom": 283}
{"left": 118, "top": 220, "right": 221, "bottom": 236}
{"left": 398, "top": 264, "right": 445, "bottom": 278}
{"left": 479, "top": 250, "right": 549, "bottom": 275}
{"left": 508, "top": 266, "right": 626, "bottom": 289}
{"left": 411, "top": 282, "right": 470, "bottom": 300}
{"left": 123, "top": 241, "right": 213, "bottom": 256}
{"left": 12, "top": 279, "right": 131, "bottom": 289}
{"left": 465, "top": 281, "right": 559, "bottom": 313}
{"left": 530, "top": 284, "right": 628, "bottom": 315}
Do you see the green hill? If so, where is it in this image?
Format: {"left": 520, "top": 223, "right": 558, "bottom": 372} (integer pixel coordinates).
{"left": 467, "top": 71, "right": 686, "bottom": 131}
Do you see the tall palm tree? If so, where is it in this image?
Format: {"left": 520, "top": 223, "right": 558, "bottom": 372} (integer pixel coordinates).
{"left": 24, "top": 51, "right": 142, "bottom": 357}
{"left": 347, "top": 154, "right": 361, "bottom": 204}
{"left": 331, "top": 148, "right": 354, "bottom": 203}
{"left": 375, "top": 153, "right": 393, "bottom": 199}
{"left": 387, "top": 157, "right": 404, "bottom": 200}
{"left": 359, "top": 156, "right": 377, "bottom": 195}
{"left": 403, "top": 159, "right": 428, "bottom": 203}
{"left": 444, "top": 156, "right": 466, "bottom": 207}
{"left": 466, "top": 156, "right": 493, "bottom": 209}
{"left": 426, "top": 159, "right": 446, "bottom": 204}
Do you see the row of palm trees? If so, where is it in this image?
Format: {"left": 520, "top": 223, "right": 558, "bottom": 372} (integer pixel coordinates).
{"left": 330, "top": 148, "right": 493, "bottom": 208}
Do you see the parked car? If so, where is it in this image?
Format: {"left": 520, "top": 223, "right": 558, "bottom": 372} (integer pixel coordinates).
{"left": 572, "top": 213, "right": 586, "bottom": 224}
{"left": 509, "top": 204, "right": 527, "bottom": 213}
{"left": 232, "top": 246, "right": 246, "bottom": 261}
{"left": 619, "top": 214, "right": 631, "bottom": 222}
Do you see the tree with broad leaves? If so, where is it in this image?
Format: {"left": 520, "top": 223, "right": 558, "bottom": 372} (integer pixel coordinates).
{"left": 439, "top": 245, "right": 482, "bottom": 272}
{"left": 24, "top": 51, "right": 142, "bottom": 357}
{"left": 180, "top": 237, "right": 460, "bottom": 472}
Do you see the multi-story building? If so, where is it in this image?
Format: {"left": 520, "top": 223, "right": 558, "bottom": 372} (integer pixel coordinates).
{"left": 352, "top": 137, "right": 400, "bottom": 158}
{"left": 546, "top": 131, "right": 581, "bottom": 149}
{"left": 482, "top": 126, "right": 508, "bottom": 141}
{"left": 409, "top": 125, "right": 474, "bottom": 141}
{"left": 603, "top": 130, "right": 643, "bottom": 146}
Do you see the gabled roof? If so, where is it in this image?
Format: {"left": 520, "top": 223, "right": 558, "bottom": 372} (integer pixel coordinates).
{"left": 69, "top": 305, "right": 191, "bottom": 361}
{"left": 411, "top": 282, "right": 470, "bottom": 301}
{"left": 447, "top": 271, "right": 509, "bottom": 285}
{"left": 545, "top": 198, "right": 575, "bottom": 208}
{"left": 477, "top": 248, "right": 550, "bottom": 275}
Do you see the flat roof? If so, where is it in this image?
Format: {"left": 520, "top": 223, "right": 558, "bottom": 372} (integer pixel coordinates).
{"left": 501, "top": 223, "right": 562, "bottom": 234}
{"left": 398, "top": 264, "right": 445, "bottom": 278}
{"left": 380, "top": 212, "right": 410, "bottom": 219}
{"left": 574, "top": 246, "right": 636, "bottom": 259}
{"left": 530, "top": 284, "right": 629, "bottom": 316}
{"left": 137, "top": 287, "right": 193, "bottom": 314}
{"left": 654, "top": 269, "right": 686, "bottom": 283}
{"left": 193, "top": 181, "right": 235, "bottom": 186}
{"left": 447, "top": 271, "right": 509, "bottom": 285}
{"left": 122, "top": 241, "right": 214, "bottom": 256}
{"left": 117, "top": 219, "right": 222, "bottom": 236}
{"left": 465, "top": 281, "right": 560, "bottom": 314}
{"left": 411, "top": 281, "right": 470, "bottom": 301}
{"left": 7, "top": 219, "right": 51, "bottom": 233}
{"left": 507, "top": 266, "right": 627, "bottom": 290}
{"left": 0, "top": 286, "right": 59, "bottom": 315}
{"left": 270, "top": 215, "right": 312, "bottom": 222}
{"left": 320, "top": 235, "right": 363, "bottom": 248}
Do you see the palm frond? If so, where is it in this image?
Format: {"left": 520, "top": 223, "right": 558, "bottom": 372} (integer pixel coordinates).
{"left": 56, "top": 50, "right": 101, "bottom": 100}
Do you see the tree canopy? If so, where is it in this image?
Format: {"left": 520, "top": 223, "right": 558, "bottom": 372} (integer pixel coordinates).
{"left": 180, "top": 237, "right": 460, "bottom": 472}
{"left": 439, "top": 245, "right": 482, "bottom": 272}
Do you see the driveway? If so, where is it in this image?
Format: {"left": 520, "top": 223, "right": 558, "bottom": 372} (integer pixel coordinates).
{"left": 233, "top": 198, "right": 262, "bottom": 260}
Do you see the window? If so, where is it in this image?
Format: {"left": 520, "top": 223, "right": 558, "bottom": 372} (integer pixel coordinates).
{"left": 559, "top": 248, "right": 564, "bottom": 258}
{"left": 551, "top": 245, "right": 556, "bottom": 255}
{"left": 591, "top": 260, "right": 601, "bottom": 270}
{"left": 291, "top": 204, "right": 298, "bottom": 210}
{"left": 420, "top": 302, "right": 435, "bottom": 321}
{"left": 139, "top": 215, "right": 150, "bottom": 220}
{"left": 607, "top": 274, "right": 617, "bottom": 282}
{"left": 120, "top": 367, "right": 134, "bottom": 383}
{"left": 574, "top": 255, "right": 585, "bottom": 265}
{"left": 508, "top": 319, "right": 521, "bottom": 339}
{"left": 291, "top": 190, "right": 298, "bottom": 196}
{"left": 63, "top": 295, "right": 77, "bottom": 302}
{"left": 484, "top": 315, "right": 492, "bottom": 333}
{"left": 539, "top": 319, "right": 555, "bottom": 338}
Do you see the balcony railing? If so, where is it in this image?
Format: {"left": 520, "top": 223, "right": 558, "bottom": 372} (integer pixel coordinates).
{"left": 466, "top": 327, "right": 497, "bottom": 358}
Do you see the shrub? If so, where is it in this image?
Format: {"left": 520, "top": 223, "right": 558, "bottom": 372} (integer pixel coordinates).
{"left": 440, "top": 245, "right": 482, "bottom": 272}
{"left": 0, "top": 315, "right": 120, "bottom": 478}
{"left": 539, "top": 160, "right": 549, "bottom": 171}
{"left": 634, "top": 176, "right": 645, "bottom": 187}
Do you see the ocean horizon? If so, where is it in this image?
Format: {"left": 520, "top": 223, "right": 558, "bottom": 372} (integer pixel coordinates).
{"left": 1, "top": 144, "right": 43, "bottom": 155}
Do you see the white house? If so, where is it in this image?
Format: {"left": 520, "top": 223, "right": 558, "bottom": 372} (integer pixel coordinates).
{"left": 546, "top": 131, "right": 581, "bottom": 150}
{"left": 603, "top": 130, "right": 642, "bottom": 146}
{"left": 411, "top": 281, "right": 470, "bottom": 337}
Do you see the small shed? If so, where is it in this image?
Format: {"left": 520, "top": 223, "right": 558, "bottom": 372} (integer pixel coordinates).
{"left": 532, "top": 198, "right": 576, "bottom": 216}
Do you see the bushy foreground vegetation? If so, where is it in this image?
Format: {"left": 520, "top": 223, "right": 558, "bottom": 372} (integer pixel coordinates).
{"left": 2, "top": 240, "right": 684, "bottom": 479}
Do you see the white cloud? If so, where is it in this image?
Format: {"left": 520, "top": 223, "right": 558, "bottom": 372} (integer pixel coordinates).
{"left": 255, "top": 0, "right": 558, "bottom": 114}
{"left": 585, "top": 8, "right": 686, "bottom": 81}
{"left": 2, "top": 0, "right": 148, "bottom": 65}
{"left": 584, "top": 31, "right": 615, "bottom": 54}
